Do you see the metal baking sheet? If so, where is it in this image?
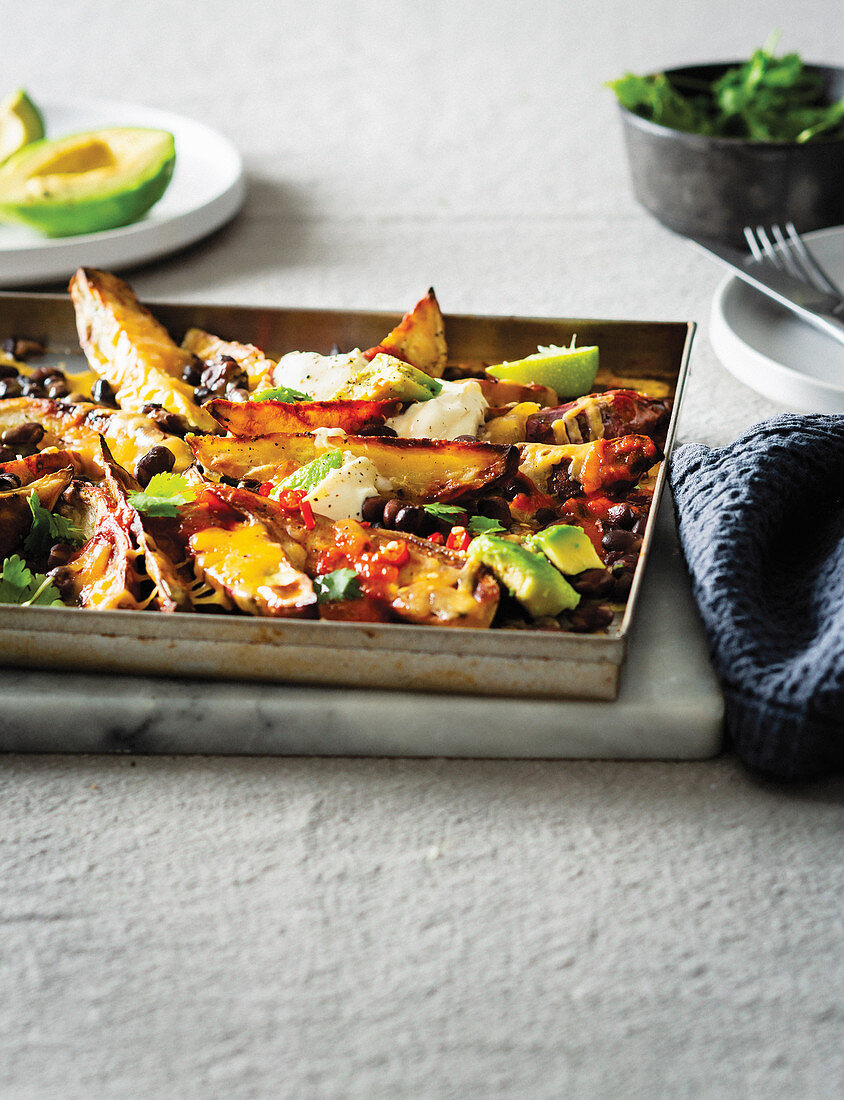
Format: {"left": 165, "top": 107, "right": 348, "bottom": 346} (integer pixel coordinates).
{"left": 0, "top": 292, "right": 694, "bottom": 701}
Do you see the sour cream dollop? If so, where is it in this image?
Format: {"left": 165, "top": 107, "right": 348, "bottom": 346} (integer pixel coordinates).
{"left": 387, "top": 378, "right": 488, "bottom": 440}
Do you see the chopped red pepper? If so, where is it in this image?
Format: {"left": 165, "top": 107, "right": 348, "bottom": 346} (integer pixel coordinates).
{"left": 378, "top": 539, "right": 409, "bottom": 566}
{"left": 298, "top": 497, "right": 315, "bottom": 530}
{"left": 427, "top": 531, "right": 445, "bottom": 545}
{"left": 446, "top": 526, "right": 472, "bottom": 552}
{"left": 258, "top": 481, "right": 273, "bottom": 497}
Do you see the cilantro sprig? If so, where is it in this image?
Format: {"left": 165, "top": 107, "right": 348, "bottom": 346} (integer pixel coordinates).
{"left": 0, "top": 555, "right": 64, "bottom": 607}
{"left": 127, "top": 472, "right": 198, "bottom": 518}
{"left": 313, "top": 568, "right": 362, "bottom": 603}
{"left": 609, "top": 34, "right": 844, "bottom": 143}
{"left": 422, "top": 503, "right": 466, "bottom": 521}
{"left": 468, "top": 514, "right": 505, "bottom": 535}
{"left": 23, "top": 492, "right": 83, "bottom": 559}
{"left": 252, "top": 385, "right": 313, "bottom": 403}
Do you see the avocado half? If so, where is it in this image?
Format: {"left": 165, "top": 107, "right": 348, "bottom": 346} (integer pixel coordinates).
{"left": 0, "top": 127, "right": 175, "bottom": 237}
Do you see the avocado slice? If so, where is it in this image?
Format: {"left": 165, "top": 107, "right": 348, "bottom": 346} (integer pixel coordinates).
{"left": 527, "top": 523, "right": 604, "bottom": 574}
{"left": 0, "top": 127, "right": 175, "bottom": 237}
{"left": 468, "top": 533, "right": 580, "bottom": 618}
{"left": 338, "top": 353, "right": 443, "bottom": 402}
{"left": 0, "top": 89, "right": 45, "bottom": 166}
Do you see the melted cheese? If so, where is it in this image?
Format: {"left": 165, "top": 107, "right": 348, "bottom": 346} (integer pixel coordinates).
{"left": 387, "top": 379, "right": 488, "bottom": 440}
{"left": 552, "top": 397, "right": 605, "bottom": 444}
{"left": 189, "top": 521, "right": 311, "bottom": 614}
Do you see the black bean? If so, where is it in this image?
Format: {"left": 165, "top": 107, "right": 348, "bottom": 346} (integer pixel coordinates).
{"left": 64, "top": 392, "right": 88, "bottom": 404}
{"left": 569, "top": 603, "right": 614, "bottom": 633}
{"left": 382, "top": 498, "right": 403, "bottom": 528}
{"left": 602, "top": 528, "right": 637, "bottom": 553}
{"left": 182, "top": 359, "right": 203, "bottom": 387}
{"left": 47, "top": 543, "right": 74, "bottom": 569}
{"left": 355, "top": 424, "right": 398, "bottom": 437}
{"left": 45, "top": 380, "right": 69, "bottom": 399}
{"left": 361, "top": 496, "right": 386, "bottom": 524}
{"left": 30, "top": 366, "right": 61, "bottom": 384}
{"left": 0, "top": 378, "right": 22, "bottom": 399}
{"left": 1, "top": 422, "right": 45, "bottom": 447}
{"left": 91, "top": 378, "right": 117, "bottom": 406}
{"left": 201, "top": 355, "right": 245, "bottom": 394}
{"left": 0, "top": 471, "right": 22, "bottom": 491}
{"left": 606, "top": 503, "right": 637, "bottom": 529}
{"left": 478, "top": 495, "right": 512, "bottom": 528}
{"left": 612, "top": 570, "right": 633, "bottom": 599}
{"left": 0, "top": 364, "right": 18, "bottom": 380}
{"left": 239, "top": 478, "right": 263, "bottom": 493}
{"left": 0, "top": 446, "right": 15, "bottom": 462}
{"left": 570, "top": 568, "right": 614, "bottom": 598}
{"left": 141, "top": 403, "right": 187, "bottom": 437}
{"left": 632, "top": 516, "right": 648, "bottom": 536}
{"left": 135, "top": 445, "right": 175, "bottom": 487}
{"left": 393, "top": 505, "right": 422, "bottom": 534}
{"left": 534, "top": 507, "right": 558, "bottom": 527}
{"left": 8, "top": 338, "right": 45, "bottom": 361}
{"left": 20, "top": 379, "right": 45, "bottom": 398}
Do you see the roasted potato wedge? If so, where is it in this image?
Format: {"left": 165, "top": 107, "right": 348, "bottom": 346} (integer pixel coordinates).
{"left": 209, "top": 487, "right": 500, "bottom": 628}
{"left": 0, "top": 397, "right": 192, "bottom": 479}
{"left": 181, "top": 328, "right": 276, "bottom": 392}
{"left": 51, "top": 482, "right": 148, "bottom": 611}
{"left": 69, "top": 268, "right": 217, "bottom": 432}
{"left": 189, "top": 433, "right": 519, "bottom": 503}
{"left": 366, "top": 288, "right": 447, "bottom": 378}
{"left": 207, "top": 398, "right": 401, "bottom": 437}
{"left": 0, "top": 468, "right": 73, "bottom": 559}
{"left": 178, "top": 487, "right": 317, "bottom": 618}
{"left": 477, "top": 377, "right": 558, "bottom": 409}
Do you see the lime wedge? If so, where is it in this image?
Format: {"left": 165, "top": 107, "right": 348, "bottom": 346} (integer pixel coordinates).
{"left": 0, "top": 89, "right": 45, "bottom": 165}
{"left": 487, "top": 342, "right": 599, "bottom": 399}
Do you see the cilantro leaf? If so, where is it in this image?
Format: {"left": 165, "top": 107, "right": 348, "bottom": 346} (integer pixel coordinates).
{"left": 253, "top": 385, "right": 313, "bottom": 403}
{"left": 279, "top": 450, "right": 344, "bottom": 494}
{"left": 0, "top": 554, "right": 64, "bottom": 607}
{"left": 313, "top": 568, "right": 362, "bottom": 603}
{"left": 127, "top": 472, "right": 198, "bottom": 518}
{"left": 422, "top": 503, "right": 466, "bottom": 520}
{"left": 22, "top": 492, "right": 84, "bottom": 560}
{"left": 468, "top": 514, "right": 505, "bottom": 535}
{"left": 609, "top": 36, "right": 844, "bottom": 143}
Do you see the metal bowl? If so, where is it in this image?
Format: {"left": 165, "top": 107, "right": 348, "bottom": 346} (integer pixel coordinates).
{"left": 618, "top": 62, "right": 844, "bottom": 246}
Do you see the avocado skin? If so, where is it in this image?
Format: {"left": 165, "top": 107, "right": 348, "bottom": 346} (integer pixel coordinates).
{"left": 528, "top": 523, "right": 604, "bottom": 575}
{"left": 469, "top": 533, "right": 580, "bottom": 617}
{"left": 0, "top": 129, "right": 175, "bottom": 237}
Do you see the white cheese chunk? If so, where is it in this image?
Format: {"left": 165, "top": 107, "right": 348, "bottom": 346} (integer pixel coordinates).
{"left": 387, "top": 379, "right": 488, "bottom": 440}
{"left": 272, "top": 350, "right": 367, "bottom": 401}
{"left": 305, "top": 453, "right": 389, "bottom": 521}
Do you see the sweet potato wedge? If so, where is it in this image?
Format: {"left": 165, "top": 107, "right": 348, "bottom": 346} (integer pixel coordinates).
{"left": 366, "top": 289, "right": 447, "bottom": 378}
{"left": 207, "top": 398, "right": 401, "bottom": 437}
{"left": 189, "top": 433, "right": 518, "bottom": 503}
{"left": 69, "top": 268, "right": 217, "bottom": 431}
{"left": 518, "top": 435, "right": 662, "bottom": 497}
{"left": 525, "top": 390, "right": 673, "bottom": 446}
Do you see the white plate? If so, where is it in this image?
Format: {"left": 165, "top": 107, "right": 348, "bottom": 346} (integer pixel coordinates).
{"left": 0, "top": 96, "right": 246, "bottom": 287}
{"left": 710, "top": 225, "right": 844, "bottom": 413}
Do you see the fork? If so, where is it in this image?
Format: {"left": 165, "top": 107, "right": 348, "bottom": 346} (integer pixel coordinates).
{"left": 743, "top": 222, "right": 844, "bottom": 313}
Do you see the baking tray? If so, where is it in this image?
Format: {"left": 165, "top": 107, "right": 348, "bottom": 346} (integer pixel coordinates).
{"left": 0, "top": 292, "right": 694, "bottom": 701}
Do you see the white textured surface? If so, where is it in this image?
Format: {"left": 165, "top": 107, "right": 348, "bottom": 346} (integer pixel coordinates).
{"left": 1, "top": 1, "right": 843, "bottom": 1096}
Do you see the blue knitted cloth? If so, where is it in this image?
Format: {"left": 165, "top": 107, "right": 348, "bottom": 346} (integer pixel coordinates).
{"left": 669, "top": 414, "right": 844, "bottom": 780}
